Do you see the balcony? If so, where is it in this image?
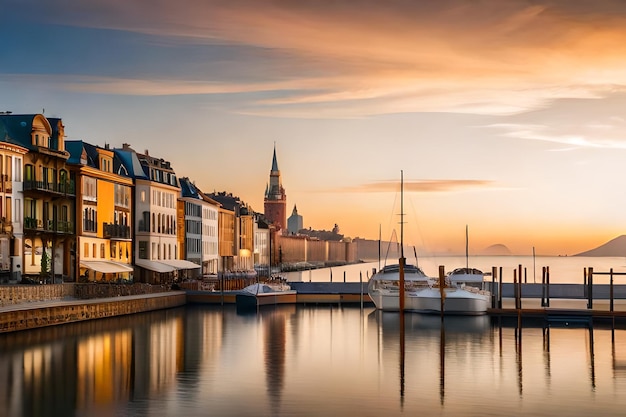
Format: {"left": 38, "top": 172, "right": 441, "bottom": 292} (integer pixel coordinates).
{"left": 24, "top": 217, "right": 73, "bottom": 234}
{"left": 24, "top": 180, "right": 76, "bottom": 196}
{"left": 103, "top": 223, "right": 131, "bottom": 239}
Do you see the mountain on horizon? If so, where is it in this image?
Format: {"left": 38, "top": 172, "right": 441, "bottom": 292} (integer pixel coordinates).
{"left": 480, "top": 244, "right": 512, "bottom": 256}
{"left": 575, "top": 235, "right": 626, "bottom": 257}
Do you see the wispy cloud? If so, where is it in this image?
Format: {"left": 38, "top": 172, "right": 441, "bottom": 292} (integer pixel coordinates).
{"left": 485, "top": 92, "right": 626, "bottom": 149}
{"left": 331, "top": 179, "right": 496, "bottom": 194}
{"left": 7, "top": 1, "right": 626, "bottom": 117}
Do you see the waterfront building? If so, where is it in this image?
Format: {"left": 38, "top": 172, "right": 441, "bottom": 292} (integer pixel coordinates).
{"left": 178, "top": 177, "right": 220, "bottom": 277}
{"left": 198, "top": 190, "right": 220, "bottom": 277}
{"left": 0, "top": 115, "right": 29, "bottom": 282}
{"left": 253, "top": 214, "right": 272, "bottom": 276}
{"left": 66, "top": 141, "right": 134, "bottom": 282}
{"left": 287, "top": 204, "right": 303, "bottom": 235}
{"left": 263, "top": 145, "right": 287, "bottom": 232}
{"left": 207, "top": 192, "right": 254, "bottom": 276}
{"left": 115, "top": 144, "right": 198, "bottom": 283}
{"left": 0, "top": 114, "right": 76, "bottom": 281}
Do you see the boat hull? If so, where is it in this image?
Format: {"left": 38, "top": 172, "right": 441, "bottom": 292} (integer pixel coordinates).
{"left": 412, "top": 288, "right": 490, "bottom": 315}
{"left": 236, "top": 291, "right": 297, "bottom": 309}
{"left": 368, "top": 290, "right": 426, "bottom": 312}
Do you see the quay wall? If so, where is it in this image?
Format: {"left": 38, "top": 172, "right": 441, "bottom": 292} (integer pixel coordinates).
{"left": 0, "top": 292, "right": 186, "bottom": 333}
{"left": 0, "top": 283, "right": 171, "bottom": 307}
{"left": 0, "top": 284, "right": 75, "bottom": 307}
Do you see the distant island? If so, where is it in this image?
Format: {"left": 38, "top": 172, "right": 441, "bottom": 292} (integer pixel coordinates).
{"left": 480, "top": 244, "right": 512, "bottom": 256}
{"left": 575, "top": 235, "right": 626, "bottom": 257}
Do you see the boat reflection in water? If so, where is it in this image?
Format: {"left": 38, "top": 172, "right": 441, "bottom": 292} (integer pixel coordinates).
{"left": 3, "top": 306, "right": 626, "bottom": 416}
{"left": 370, "top": 310, "right": 491, "bottom": 405}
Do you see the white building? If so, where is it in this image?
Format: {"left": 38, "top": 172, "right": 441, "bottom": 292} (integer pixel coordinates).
{"left": 115, "top": 144, "right": 198, "bottom": 283}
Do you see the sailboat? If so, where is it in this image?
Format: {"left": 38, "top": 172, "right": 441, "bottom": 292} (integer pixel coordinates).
{"left": 415, "top": 225, "right": 491, "bottom": 315}
{"left": 367, "top": 171, "right": 433, "bottom": 312}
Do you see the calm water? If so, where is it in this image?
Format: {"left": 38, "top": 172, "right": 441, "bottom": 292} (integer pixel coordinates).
{"left": 2, "top": 304, "right": 626, "bottom": 417}
{"left": 284, "top": 255, "right": 626, "bottom": 284}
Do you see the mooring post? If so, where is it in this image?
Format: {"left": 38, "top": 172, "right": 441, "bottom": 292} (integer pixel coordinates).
{"left": 491, "top": 266, "right": 497, "bottom": 309}
{"left": 360, "top": 271, "right": 363, "bottom": 309}
{"left": 587, "top": 266, "right": 593, "bottom": 310}
{"left": 610, "top": 268, "right": 614, "bottom": 312}
{"left": 517, "top": 264, "right": 525, "bottom": 309}
{"left": 439, "top": 265, "right": 445, "bottom": 317}
{"left": 541, "top": 266, "right": 546, "bottom": 307}
{"left": 514, "top": 269, "right": 519, "bottom": 310}
{"left": 545, "top": 267, "right": 549, "bottom": 306}
{"left": 498, "top": 266, "right": 503, "bottom": 309}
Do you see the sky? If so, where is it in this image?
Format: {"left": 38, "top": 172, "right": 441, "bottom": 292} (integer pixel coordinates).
{"left": 3, "top": 0, "right": 626, "bottom": 256}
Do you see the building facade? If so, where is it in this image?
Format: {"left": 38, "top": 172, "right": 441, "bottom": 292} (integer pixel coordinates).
{"left": 0, "top": 114, "right": 76, "bottom": 282}
{"left": 67, "top": 141, "right": 134, "bottom": 282}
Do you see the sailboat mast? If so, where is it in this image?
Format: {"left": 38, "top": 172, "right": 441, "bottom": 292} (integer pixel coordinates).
{"left": 399, "top": 170, "right": 405, "bottom": 312}
{"left": 466, "top": 224, "right": 469, "bottom": 269}
{"left": 400, "top": 171, "right": 405, "bottom": 260}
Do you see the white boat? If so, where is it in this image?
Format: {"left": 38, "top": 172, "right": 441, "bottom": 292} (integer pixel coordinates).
{"left": 367, "top": 170, "right": 435, "bottom": 311}
{"left": 415, "top": 268, "right": 491, "bottom": 315}
{"left": 367, "top": 263, "right": 433, "bottom": 311}
{"left": 236, "top": 280, "right": 297, "bottom": 309}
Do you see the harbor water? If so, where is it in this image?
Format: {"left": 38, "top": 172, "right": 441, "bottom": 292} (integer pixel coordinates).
{"left": 2, "top": 303, "right": 626, "bottom": 416}
{"left": 283, "top": 255, "right": 626, "bottom": 284}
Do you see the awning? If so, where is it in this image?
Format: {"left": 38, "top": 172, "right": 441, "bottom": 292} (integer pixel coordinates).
{"left": 135, "top": 259, "right": 176, "bottom": 273}
{"left": 156, "top": 259, "right": 201, "bottom": 270}
{"left": 80, "top": 260, "right": 134, "bottom": 274}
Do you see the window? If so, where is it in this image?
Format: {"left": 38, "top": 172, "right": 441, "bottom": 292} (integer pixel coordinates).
{"left": 92, "top": 244, "right": 96, "bottom": 258}
{"left": 139, "top": 241, "right": 147, "bottom": 259}
{"left": 100, "top": 243, "right": 105, "bottom": 258}
{"left": 5, "top": 156, "right": 11, "bottom": 182}
{"left": 5, "top": 197, "right": 11, "bottom": 222}
{"left": 14, "top": 158, "right": 21, "bottom": 182}
{"left": 24, "top": 164, "right": 34, "bottom": 181}
{"left": 83, "top": 207, "right": 97, "bottom": 232}
{"left": 84, "top": 243, "right": 89, "bottom": 258}
{"left": 82, "top": 177, "right": 97, "bottom": 202}
{"left": 111, "top": 242, "right": 117, "bottom": 260}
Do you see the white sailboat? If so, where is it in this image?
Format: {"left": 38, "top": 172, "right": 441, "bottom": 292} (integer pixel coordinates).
{"left": 367, "top": 171, "right": 434, "bottom": 312}
{"left": 415, "top": 226, "right": 491, "bottom": 315}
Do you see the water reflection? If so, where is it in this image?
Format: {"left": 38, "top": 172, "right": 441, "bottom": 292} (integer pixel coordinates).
{"left": 3, "top": 307, "right": 626, "bottom": 416}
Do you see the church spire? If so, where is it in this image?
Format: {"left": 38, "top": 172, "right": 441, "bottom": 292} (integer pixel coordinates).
{"left": 271, "top": 142, "right": 279, "bottom": 172}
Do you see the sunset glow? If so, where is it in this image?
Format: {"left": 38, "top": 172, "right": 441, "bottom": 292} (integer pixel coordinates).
{"left": 4, "top": 0, "right": 626, "bottom": 255}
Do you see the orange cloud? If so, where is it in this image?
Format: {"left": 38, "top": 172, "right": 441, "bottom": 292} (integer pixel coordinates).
{"left": 333, "top": 179, "right": 495, "bottom": 193}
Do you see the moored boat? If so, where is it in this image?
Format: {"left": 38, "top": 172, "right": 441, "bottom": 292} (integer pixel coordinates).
{"left": 414, "top": 267, "right": 491, "bottom": 315}
{"left": 235, "top": 280, "right": 297, "bottom": 309}
{"left": 367, "top": 263, "right": 433, "bottom": 311}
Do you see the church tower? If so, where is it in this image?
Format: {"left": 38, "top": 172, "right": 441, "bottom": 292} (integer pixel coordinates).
{"left": 264, "top": 144, "right": 287, "bottom": 231}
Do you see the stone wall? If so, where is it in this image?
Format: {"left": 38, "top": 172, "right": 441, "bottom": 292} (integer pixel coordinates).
{"left": 0, "top": 292, "right": 186, "bottom": 333}
{"left": 0, "top": 284, "right": 74, "bottom": 307}
{"left": 74, "top": 283, "right": 170, "bottom": 299}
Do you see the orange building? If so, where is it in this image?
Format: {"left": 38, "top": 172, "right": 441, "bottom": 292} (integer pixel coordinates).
{"left": 67, "top": 141, "right": 134, "bottom": 282}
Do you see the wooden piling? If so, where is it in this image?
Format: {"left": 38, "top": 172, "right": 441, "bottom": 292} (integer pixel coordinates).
{"left": 491, "top": 266, "right": 497, "bottom": 309}
{"left": 541, "top": 266, "right": 546, "bottom": 307}
{"left": 514, "top": 269, "right": 518, "bottom": 310}
{"left": 546, "top": 266, "right": 550, "bottom": 307}
{"left": 498, "top": 267, "right": 503, "bottom": 309}
{"left": 439, "top": 265, "right": 445, "bottom": 317}
{"left": 610, "top": 268, "right": 614, "bottom": 312}
{"left": 587, "top": 266, "right": 593, "bottom": 310}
